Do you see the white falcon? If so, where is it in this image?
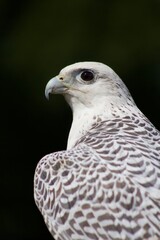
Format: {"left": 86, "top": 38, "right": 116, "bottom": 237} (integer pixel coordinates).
{"left": 34, "top": 62, "right": 160, "bottom": 240}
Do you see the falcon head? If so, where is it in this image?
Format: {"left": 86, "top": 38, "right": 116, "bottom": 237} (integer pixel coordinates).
{"left": 45, "top": 62, "right": 134, "bottom": 109}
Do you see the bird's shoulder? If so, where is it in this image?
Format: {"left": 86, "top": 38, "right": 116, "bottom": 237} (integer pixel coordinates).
{"left": 34, "top": 115, "right": 160, "bottom": 199}
{"left": 75, "top": 115, "right": 160, "bottom": 155}
{"left": 34, "top": 115, "right": 160, "bottom": 239}
{"left": 34, "top": 145, "right": 92, "bottom": 203}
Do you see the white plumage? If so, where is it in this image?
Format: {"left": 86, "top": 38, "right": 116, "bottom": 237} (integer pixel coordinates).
{"left": 34, "top": 62, "right": 160, "bottom": 240}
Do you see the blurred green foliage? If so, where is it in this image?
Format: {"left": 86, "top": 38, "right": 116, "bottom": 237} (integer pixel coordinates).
{"left": 1, "top": 0, "right": 160, "bottom": 239}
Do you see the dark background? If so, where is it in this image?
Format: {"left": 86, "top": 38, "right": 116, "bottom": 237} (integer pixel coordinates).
{"left": 1, "top": 0, "right": 160, "bottom": 240}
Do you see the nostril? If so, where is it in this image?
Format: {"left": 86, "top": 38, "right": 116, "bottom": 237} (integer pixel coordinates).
{"left": 59, "top": 77, "right": 63, "bottom": 80}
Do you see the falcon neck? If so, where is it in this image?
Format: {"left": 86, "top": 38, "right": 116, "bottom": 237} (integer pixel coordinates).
{"left": 66, "top": 98, "right": 139, "bottom": 150}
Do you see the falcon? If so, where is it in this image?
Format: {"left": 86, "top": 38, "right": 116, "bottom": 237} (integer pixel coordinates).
{"left": 34, "top": 62, "right": 160, "bottom": 240}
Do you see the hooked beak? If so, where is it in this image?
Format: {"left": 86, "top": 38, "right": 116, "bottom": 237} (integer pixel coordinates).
{"left": 45, "top": 76, "right": 68, "bottom": 100}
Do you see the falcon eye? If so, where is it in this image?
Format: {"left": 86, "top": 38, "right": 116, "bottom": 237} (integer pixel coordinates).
{"left": 80, "top": 70, "right": 94, "bottom": 81}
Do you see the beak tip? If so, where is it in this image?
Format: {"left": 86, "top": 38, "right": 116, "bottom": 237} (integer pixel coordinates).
{"left": 46, "top": 95, "right": 49, "bottom": 100}
{"left": 45, "top": 86, "right": 51, "bottom": 100}
{"left": 45, "top": 76, "right": 66, "bottom": 100}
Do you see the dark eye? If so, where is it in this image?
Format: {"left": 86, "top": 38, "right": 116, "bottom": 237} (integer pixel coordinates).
{"left": 81, "top": 70, "right": 94, "bottom": 81}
